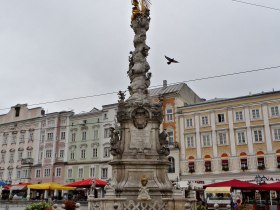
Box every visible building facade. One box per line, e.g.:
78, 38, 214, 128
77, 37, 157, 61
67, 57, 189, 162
0, 104, 44, 184
149, 80, 202, 181
65, 104, 117, 183
31, 111, 73, 184
178, 91, 280, 183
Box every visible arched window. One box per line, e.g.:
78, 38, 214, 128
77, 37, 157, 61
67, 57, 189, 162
276, 149, 280, 168
256, 151, 265, 170
204, 155, 212, 172
240, 152, 248, 171
188, 156, 195, 173
168, 157, 175, 173
166, 128, 174, 146
221, 153, 229, 171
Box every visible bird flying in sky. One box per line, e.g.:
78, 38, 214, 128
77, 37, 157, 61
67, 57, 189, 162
164, 55, 179, 65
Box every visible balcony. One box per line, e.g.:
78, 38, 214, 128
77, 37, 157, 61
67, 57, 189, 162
21, 158, 34, 165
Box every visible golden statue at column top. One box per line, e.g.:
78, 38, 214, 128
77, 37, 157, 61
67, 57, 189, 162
131, 0, 151, 20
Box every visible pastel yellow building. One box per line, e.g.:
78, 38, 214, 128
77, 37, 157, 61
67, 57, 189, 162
177, 91, 280, 183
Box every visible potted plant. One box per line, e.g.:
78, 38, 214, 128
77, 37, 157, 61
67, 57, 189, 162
25, 201, 52, 210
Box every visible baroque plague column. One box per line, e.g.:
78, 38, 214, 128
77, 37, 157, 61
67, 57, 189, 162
88, 1, 196, 209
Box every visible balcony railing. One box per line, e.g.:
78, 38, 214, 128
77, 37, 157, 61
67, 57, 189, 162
21, 158, 34, 165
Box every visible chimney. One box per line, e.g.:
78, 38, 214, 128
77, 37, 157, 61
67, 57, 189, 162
163, 80, 167, 88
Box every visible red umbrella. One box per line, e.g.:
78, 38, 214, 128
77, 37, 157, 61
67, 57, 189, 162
203, 179, 259, 190
259, 181, 280, 191
65, 178, 107, 188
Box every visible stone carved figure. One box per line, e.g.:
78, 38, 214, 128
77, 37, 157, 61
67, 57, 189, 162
159, 129, 170, 156
117, 91, 126, 102
137, 176, 151, 200
90, 181, 96, 195
109, 127, 121, 156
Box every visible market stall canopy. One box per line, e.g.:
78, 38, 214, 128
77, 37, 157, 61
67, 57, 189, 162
203, 179, 258, 190
259, 181, 280, 191
28, 182, 75, 190
0, 181, 7, 187
205, 187, 231, 193
3, 182, 31, 190
65, 178, 107, 188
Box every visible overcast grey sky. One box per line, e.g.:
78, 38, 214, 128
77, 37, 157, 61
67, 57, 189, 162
0, 0, 279, 114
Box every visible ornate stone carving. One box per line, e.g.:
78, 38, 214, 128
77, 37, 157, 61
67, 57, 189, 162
132, 107, 149, 129
137, 176, 151, 200
109, 127, 122, 157
158, 129, 170, 156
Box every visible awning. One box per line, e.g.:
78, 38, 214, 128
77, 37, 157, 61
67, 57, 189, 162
11, 185, 27, 191
28, 182, 75, 190
205, 187, 231, 193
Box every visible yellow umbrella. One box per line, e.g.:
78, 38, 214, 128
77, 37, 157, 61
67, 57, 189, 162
28, 182, 75, 190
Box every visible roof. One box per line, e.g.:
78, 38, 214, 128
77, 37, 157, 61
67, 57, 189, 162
149, 83, 184, 97
183, 90, 280, 108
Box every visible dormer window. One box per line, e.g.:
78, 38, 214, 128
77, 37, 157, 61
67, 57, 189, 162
15, 107, 20, 117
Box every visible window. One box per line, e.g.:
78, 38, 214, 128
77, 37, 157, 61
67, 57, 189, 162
8, 169, 13, 180
201, 116, 208, 125
252, 109, 260, 119
186, 135, 195, 148
44, 168, 51, 177
90, 167, 95, 177
104, 128, 110, 138
18, 151, 23, 160
1, 153, 5, 162
205, 161, 211, 172
48, 120, 55, 126
167, 131, 174, 146
39, 151, 43, 160
70, 151, 75, 160
271, 106, 279, 117
9, 153, 14, 163
104, 147, 110, 157
21, 169, 30, 179
222, 159, 229, 171
82, 131, 87, 141
218, 132, 227, 145
35, 169, 41, 178
186, 118, 193, 127
27, 151, 32, 158
253, 129, 263, 143
168, 157, 175, 173
235, 111, 243, 121
237, 130, 246, 144
166, 108, 173, 121
61, 119, 66, 125
103, 113, 108, 120
71, 133, 76, 142
68, 169, 73, 178
81, 149, 86, 159
3, 134, 8, 144
46, 150, 52, 158
29, 132, 34, 141
56, 167, 61, 177
240, 159, 248, 170
16, 170, 21, 179
217, 114, 225, 123
101, 168, 108, 179
202, 133, 211, 147
12, 134, 17, 144
93, 130, 98, 140
188, 162, 195, 173
257, 157, 265, 170
40, 134, 45, 142
59, 150, 64, 158
15, 107, 20, 117
93, 148, 98, 158
47, 132, 54, 141
20, 134, 25, 142
61, 132, 66, 140
78, 168, 83, 178
274, 128, 280, 141
277, 156, 280, 168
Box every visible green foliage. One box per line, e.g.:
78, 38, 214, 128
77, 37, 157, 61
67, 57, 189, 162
24, 201, 51, 210
197, 204, 206, 210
